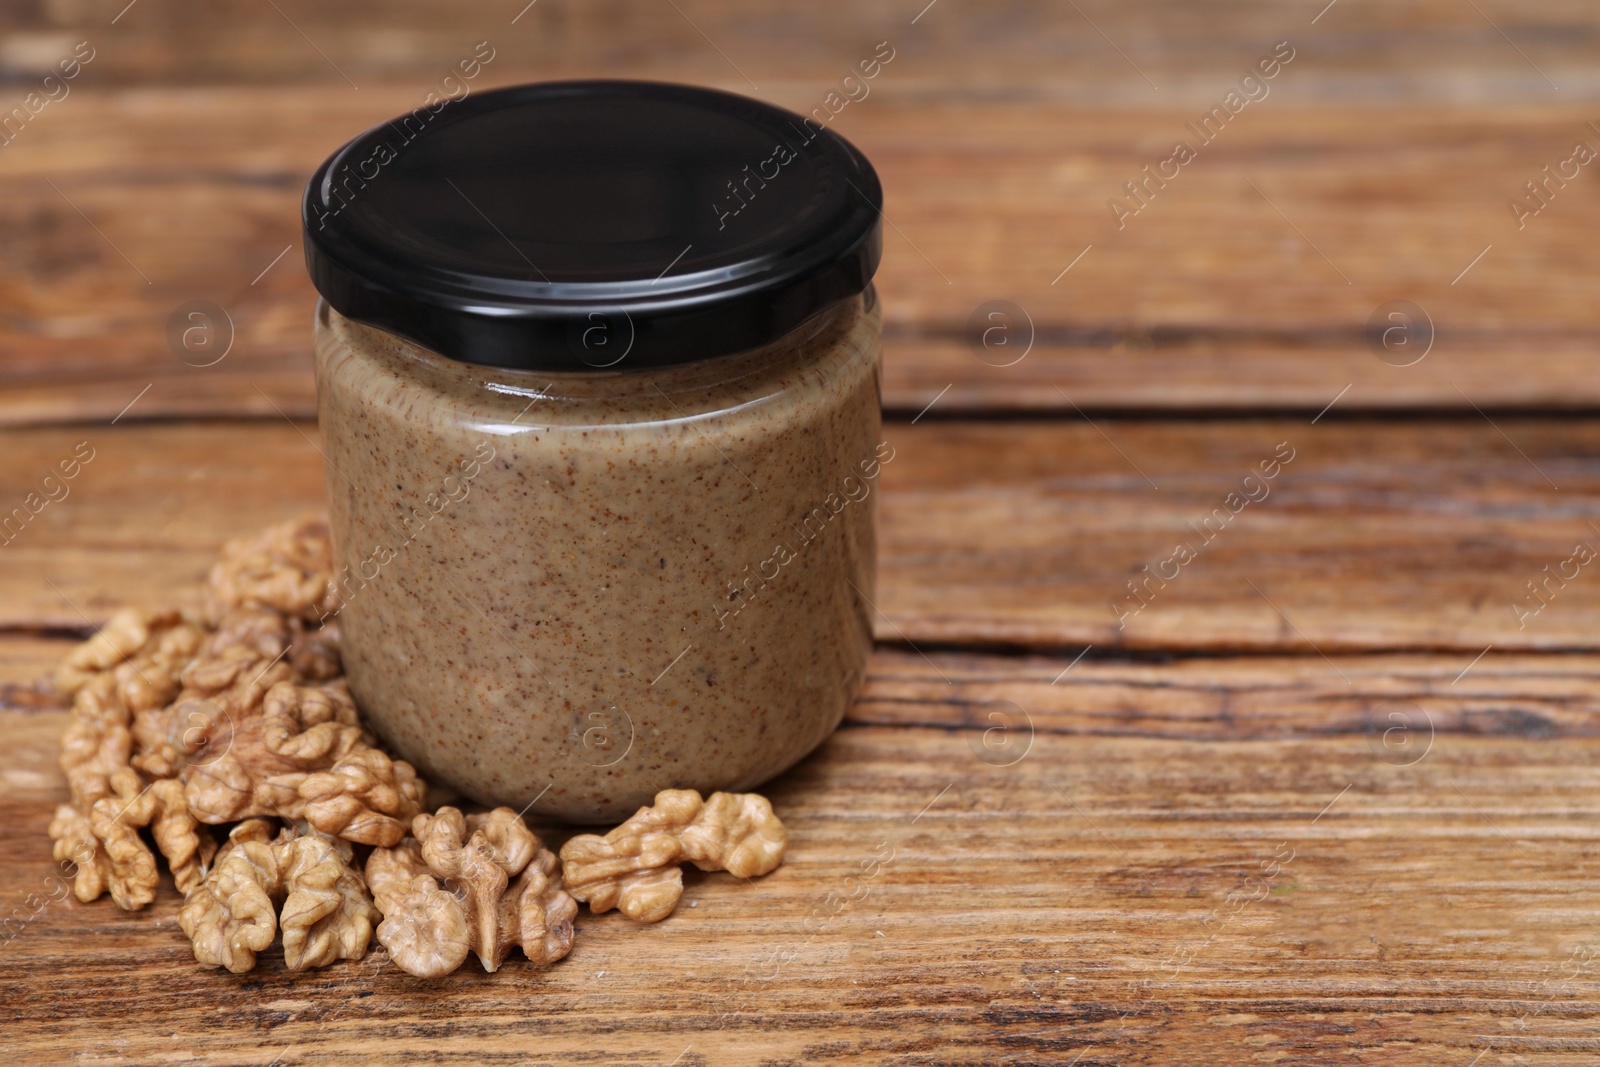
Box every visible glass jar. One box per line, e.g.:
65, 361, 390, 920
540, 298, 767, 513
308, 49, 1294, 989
303, 81, 884, 822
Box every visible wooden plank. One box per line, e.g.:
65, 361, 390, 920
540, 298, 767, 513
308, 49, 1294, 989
0, 636, 77, 713
0, 419, 1597, 655
11, 636, 1598, 741
1, 0, 1596, 103
879, 417, 1592, 653
3, 94, 1600, 424
2, 645, 1597, 1065
881, 331, 1600, 417
856, 649, 1600, 742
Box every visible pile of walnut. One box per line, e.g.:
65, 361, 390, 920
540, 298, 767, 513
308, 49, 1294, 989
47, 517, 788, 978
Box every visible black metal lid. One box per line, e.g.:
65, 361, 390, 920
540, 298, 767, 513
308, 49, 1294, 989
302, 80, 883, 371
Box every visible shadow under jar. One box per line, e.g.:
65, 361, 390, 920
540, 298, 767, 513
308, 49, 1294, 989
304, 81, 884, 822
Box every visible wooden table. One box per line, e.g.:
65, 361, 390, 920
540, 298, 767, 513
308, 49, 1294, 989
3, 2, 1599, 1064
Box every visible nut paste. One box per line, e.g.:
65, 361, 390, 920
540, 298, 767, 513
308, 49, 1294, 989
314, 292, 882, 821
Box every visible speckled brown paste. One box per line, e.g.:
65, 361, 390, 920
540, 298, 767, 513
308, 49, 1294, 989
313, 292, 881, 822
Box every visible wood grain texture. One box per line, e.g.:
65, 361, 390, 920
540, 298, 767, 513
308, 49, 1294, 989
2, 0, 1598, 103
2, 2, 1596, 1061
11, 638, 1598, 741
878, 416, 1597, 653
3, 93, 1600, 423
3, 418, 1598, 655
2, 645, 1597, 1066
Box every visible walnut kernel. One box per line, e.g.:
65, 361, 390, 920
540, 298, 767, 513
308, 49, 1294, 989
559, 789, 786, 923
88, 769, 217, 910
207, 516, 339, 623
179, 819, 378, 973
180, 680, 422, 846
366, 807, 575, 977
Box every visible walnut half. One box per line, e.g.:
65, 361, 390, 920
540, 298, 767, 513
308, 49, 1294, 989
54, 608, 204, 704
559, 789, 787, 923
47, 765, 219, 912
206, 516, 340, 623
179, 819, 378, 973
365, 807, 576, 978
89, 769, 217, 909
181, 680, 424, 847
48, 612, 212, 908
